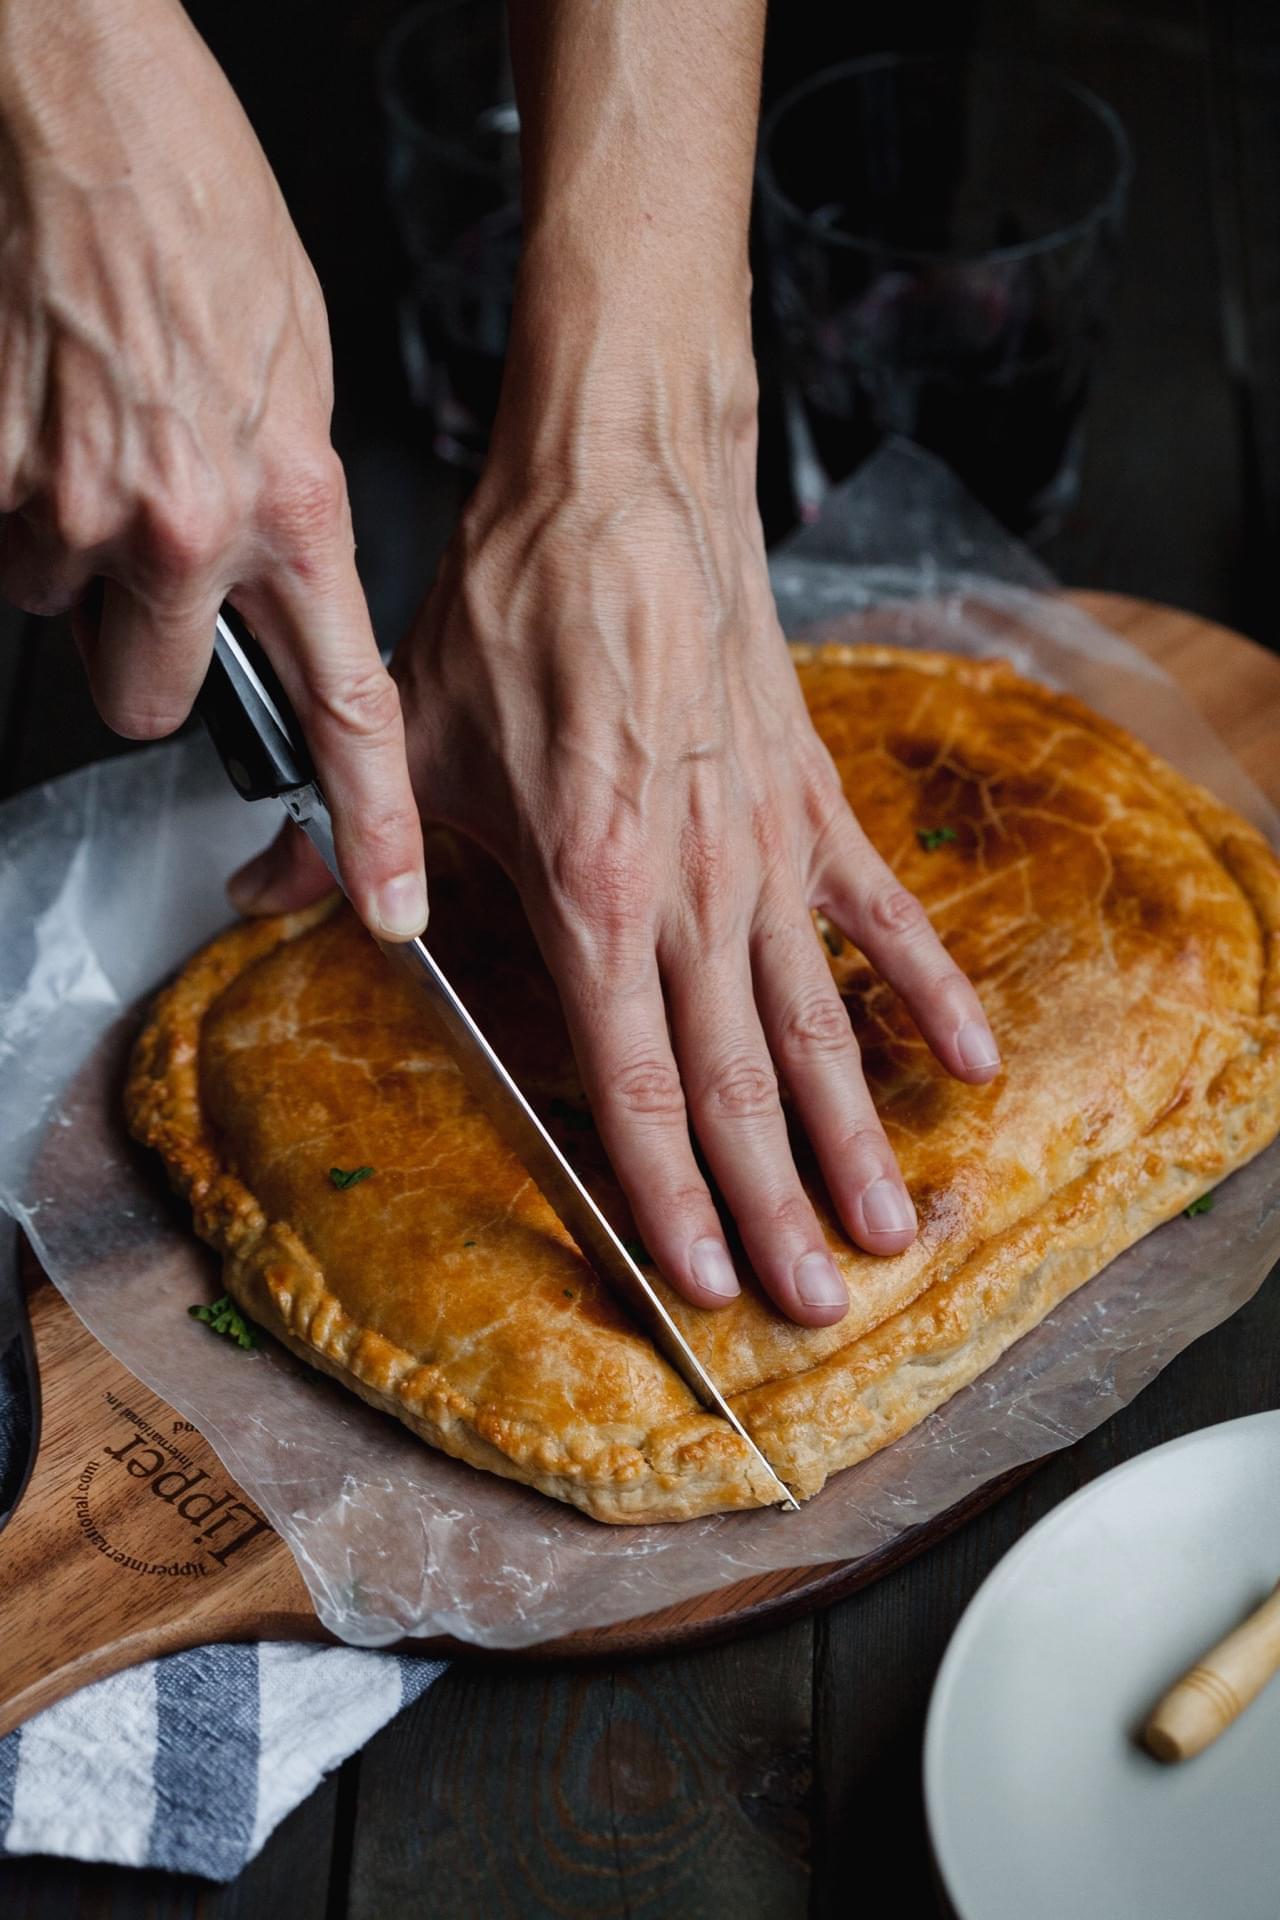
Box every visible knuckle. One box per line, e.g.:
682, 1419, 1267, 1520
550, 831, 653, 938
138, 499, 227, 582
759, 1190, 816, 1240
349, 797, 421, 859
779, 987, 853, 1059
265, 453, 348, 551
48, 477, 111, 555
835, 1122, 893, 1168
310, 661, 403, 743
923, 963, 971, 1009
704, 1053, 779, 1121
664, 1181, 716, 1219
608, 1057, 687, 1120
867, 884, 930, 939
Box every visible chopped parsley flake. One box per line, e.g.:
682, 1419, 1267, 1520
329, 1165, 374, 1190
189, 1295, 257, 1350
1184, 1194, 1215, 1217
917, 826, 958, 851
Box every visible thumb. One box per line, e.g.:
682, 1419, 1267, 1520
228, 819, 336, 918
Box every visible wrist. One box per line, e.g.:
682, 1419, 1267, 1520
488, 222, 758, 477
515, 210, 752, 354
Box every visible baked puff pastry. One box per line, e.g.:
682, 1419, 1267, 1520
126, 648, 1280, 1522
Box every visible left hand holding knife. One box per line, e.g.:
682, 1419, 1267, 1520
0, 0, 428, 952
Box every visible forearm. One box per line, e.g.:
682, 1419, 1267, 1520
509, 0, 763, 292
0, 0, 191, 160
500, 0, 766, 455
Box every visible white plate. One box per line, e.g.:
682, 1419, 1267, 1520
925, 1413, 1280, 1920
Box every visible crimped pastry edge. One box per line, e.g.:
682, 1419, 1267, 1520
125, 645, 1280, 1521
124, 898, 777, 1523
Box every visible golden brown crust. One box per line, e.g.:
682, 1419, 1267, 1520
125, 902, 777, 1523
125, 646, 1280, 1520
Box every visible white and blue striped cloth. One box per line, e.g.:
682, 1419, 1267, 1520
0, 1341, 447, 1881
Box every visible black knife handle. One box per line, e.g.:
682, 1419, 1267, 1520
197, 607, 315, 801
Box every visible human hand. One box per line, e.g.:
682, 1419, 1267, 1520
0, 0, 425, 939
243, 311, 1002, 1329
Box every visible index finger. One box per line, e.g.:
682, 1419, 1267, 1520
240, 460, 427, 941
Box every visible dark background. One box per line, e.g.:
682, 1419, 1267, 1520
3, 0, 1279, 800
2, 3, 1279, 1915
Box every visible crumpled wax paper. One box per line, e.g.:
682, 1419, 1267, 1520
2, 441, 1278, 1649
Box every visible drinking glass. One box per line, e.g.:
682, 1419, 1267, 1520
378, 0, 520, 468
757, 54, 1132, 538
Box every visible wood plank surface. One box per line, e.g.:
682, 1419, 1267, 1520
346, 1627, 814, 1920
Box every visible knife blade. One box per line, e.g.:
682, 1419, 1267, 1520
198, 608, 798, 1512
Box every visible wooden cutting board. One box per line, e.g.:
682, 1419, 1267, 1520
2, 593, 1277, 1738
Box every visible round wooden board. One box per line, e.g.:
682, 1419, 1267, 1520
2, 594, 1277, 1729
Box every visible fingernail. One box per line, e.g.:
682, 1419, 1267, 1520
689, 1238, 740, 1299
862, 1177, 916, 1236
956, 1019, 1001, 1073
794, 1251, 847, 1310
228, 848, 278, 915
375, 870, 428, 939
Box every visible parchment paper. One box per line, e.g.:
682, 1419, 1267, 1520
2, 442, 1278, 1649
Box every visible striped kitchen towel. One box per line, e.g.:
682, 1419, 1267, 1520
0, 1339, 448, 1881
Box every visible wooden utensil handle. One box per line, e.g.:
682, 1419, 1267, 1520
1143, 1582, 1280, 1762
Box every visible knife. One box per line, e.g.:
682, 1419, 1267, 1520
196, 607, 798, 1512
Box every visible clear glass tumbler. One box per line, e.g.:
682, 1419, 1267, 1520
378, 0, 521, 468
757, 54, 1132, 538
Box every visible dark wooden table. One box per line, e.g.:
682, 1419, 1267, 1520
3, 2, 1279, 1914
